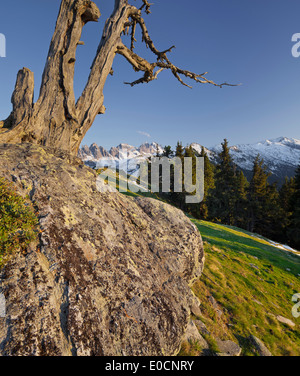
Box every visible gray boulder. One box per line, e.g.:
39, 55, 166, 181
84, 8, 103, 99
249, 335, 272, 356
0, 144, 204, 356
182, 321, 209, 350
276, 316, 296, 328
216, 339, 242, 357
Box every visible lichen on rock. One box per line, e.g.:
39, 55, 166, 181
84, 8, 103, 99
0, 143, 204, 356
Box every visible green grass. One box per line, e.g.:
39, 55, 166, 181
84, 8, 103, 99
191, 219, 300, 356
0, 177, 39, 268
193, 220, 300, 277
100, 169, 300, 355
178, 340, 207, 356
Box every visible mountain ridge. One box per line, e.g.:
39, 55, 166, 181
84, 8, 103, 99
207, 136, 300, 183
79, 137, 300, 184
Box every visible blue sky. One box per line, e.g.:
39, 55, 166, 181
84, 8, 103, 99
0, 0, 300, 150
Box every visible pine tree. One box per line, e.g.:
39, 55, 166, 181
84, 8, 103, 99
208, 139, 238, 225
197, 146, 215, 219
166, 141, 185, 209
184, 145, 195, 158
287, 163, 300, 249
280, 177, 296, 213
201, 146, 215, 195
162, 145, 174, 158
279, 176, 296, 241
248, 155, 270, 232
175, 141, 185, 159
263, 183, 284, 240
247, 155, 283, 240
234, 170, 249, 229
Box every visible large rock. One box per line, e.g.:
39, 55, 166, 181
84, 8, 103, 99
0, 144, 204, 356
276, 316, 296, 328
216, 339, 242, 357
182, 321, 209, 350
194, 320, 210, 336
249, 335, 272, 357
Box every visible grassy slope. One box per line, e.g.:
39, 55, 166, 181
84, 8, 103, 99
190, 219, 300, 356
100, 169, 300, 355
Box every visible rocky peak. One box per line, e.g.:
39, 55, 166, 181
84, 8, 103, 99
138, 142, 163, 155
90, 143, 110, 159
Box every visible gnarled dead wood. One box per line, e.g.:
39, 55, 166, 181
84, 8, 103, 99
0, 0, 237, 155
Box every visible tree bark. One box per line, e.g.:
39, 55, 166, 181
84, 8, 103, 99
0, 0, 118, 154
0, 0, 234, 156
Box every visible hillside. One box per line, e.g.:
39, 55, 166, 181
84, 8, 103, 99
183, 219, 300, 356
1, 150, 298, 356
99, 170, 300, 355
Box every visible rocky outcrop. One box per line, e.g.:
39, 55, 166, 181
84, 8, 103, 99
0, 144, 204, 356
215, 339, 242, 357
182, 321, 209, 351
249, 335, 272, 356
194, 320, 210, 336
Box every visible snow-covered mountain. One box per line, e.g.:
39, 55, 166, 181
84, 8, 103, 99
192, 137, 300, 184
79, 137, 300, 184
78, 142, 163, 175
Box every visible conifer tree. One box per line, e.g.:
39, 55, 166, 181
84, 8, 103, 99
162, 145, 174, 158
279, 176, 296, 241
197, 146, 215, 219
248, 155, 270, 232
263, 183, 284, 240
175, 142, 185, 159
184, 145, 195, 158
166, 142, 185, 209
234, 170, 249, 229
247, 155, 283, 239
287, 163, 300, 248
208, 139, 238, 225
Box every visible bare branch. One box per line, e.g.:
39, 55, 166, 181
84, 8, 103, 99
0, 0, 238, 155
130, 19, 137, 50
116, 43, 153, 73
156, 62, 240, 89
121, 9, 239, 89
135, 0, 153, 14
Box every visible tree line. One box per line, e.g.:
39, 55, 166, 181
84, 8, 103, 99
158, 139, 300, 250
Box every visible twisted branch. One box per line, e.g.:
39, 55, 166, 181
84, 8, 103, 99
136, 0, 153, 14
118, 2, 239, 89
0, 0, 237, 155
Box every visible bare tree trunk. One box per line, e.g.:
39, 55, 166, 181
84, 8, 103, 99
0, 0, 234, 156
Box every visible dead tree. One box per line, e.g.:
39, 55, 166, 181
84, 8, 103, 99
0, 0, 235, 155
